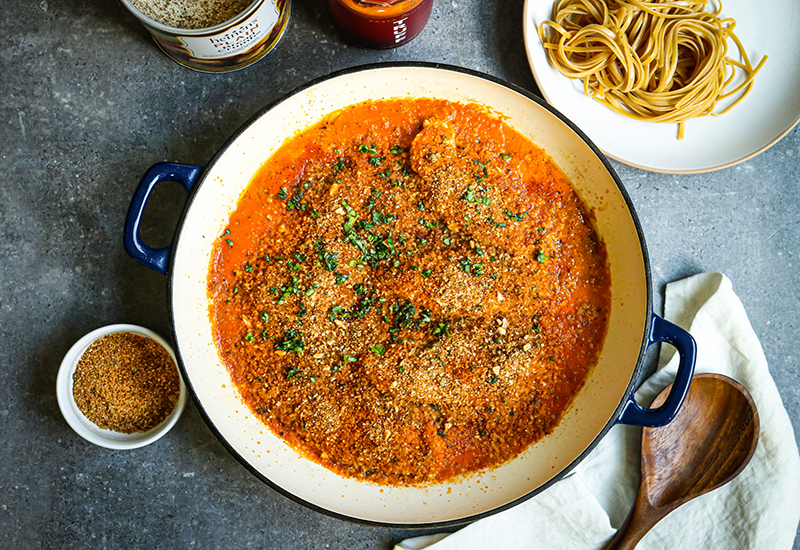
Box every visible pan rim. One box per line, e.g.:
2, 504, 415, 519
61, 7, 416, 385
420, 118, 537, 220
166, 61, 653, 529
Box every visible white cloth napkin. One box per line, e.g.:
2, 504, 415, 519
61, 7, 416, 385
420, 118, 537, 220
397, 273, 800, 550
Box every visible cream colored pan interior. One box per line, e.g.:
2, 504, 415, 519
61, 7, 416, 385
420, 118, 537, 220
169, 65, 648, 525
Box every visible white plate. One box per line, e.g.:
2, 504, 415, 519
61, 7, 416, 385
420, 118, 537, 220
523, 0, 800, 173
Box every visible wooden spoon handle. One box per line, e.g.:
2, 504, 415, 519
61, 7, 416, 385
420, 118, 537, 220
605, 494, 668, 550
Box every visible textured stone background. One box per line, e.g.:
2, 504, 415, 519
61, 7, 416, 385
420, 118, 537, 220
1, 0, 798, 547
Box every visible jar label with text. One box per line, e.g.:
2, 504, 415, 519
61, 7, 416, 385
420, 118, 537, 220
178, 0, 280, 59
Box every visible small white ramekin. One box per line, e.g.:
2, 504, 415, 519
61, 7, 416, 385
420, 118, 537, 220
56, 324, 187, 449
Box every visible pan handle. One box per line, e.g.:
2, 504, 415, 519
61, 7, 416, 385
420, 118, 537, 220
123, 162, 202, 274
616, 314, 697, 427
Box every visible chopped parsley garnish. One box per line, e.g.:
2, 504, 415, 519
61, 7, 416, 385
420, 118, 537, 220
261, 312, 269, 323
500, 153, 512, 160
504, 209, 527, 222
371, 234, 396, 265
487, 217, 507, 228
473, 159, 489, 183
462, 183, 491, 205
390, 144, 403, 155
277, 275, 299, 305
225, 239, 234, 247
286, 368, 299, 380
332, 158, 345, 173
392, 302, 417, 328
353, 293, 376, 318
330, 291, 377, 322
342, 200, 358, 232
285, 189, 306, 211
462, 184, 477, 203
421, 269, 432, 278
244, 332, 255, 343
275, 329, 304, 354
365, 188, 382, 210
277, 186, 287, 200
341, 201, 398, 268
358, 144, 378, 155
370, 210, 396, 226
419, 307, 432, 324
368, 156, 383, 166
432, 322, 452, 338
536, 250, 548, 263
419, 218, 437, 229
459, 257, 485, 277
287, 259, 303, 272
329, 305, 343, 322
244, 264, 253, 273
317, 242, 339, 272
331, 354, 355, 373
370, 344, 387, 356
333, 272, 349, 285
488, 376, 498, 384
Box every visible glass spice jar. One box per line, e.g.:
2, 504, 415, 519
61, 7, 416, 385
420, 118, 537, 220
328, 0, 434, 49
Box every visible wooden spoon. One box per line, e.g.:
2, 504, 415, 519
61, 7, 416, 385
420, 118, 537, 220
606, 373, 759, 550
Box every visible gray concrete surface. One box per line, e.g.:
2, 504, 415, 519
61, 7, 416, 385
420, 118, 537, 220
1, 0, 798, 548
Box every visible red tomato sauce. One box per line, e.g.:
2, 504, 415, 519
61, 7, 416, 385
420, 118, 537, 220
207, 99, 611, 485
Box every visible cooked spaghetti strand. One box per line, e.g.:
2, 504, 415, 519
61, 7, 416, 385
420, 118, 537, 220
539, 0, 766, 139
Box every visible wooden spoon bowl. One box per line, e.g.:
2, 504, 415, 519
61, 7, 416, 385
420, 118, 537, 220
606, 373, 760, 550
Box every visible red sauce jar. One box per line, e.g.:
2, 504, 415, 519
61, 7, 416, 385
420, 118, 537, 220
328, 0, 433, 49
